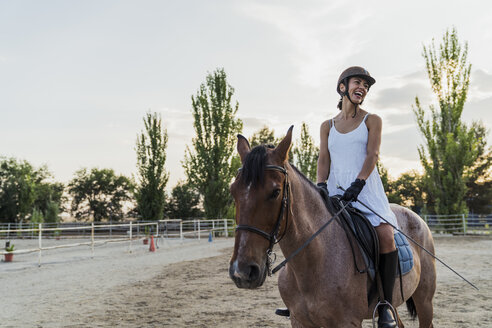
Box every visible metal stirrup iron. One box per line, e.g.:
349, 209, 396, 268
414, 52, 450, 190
372, 301, 398, 328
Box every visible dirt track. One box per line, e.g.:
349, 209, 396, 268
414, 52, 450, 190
72, 236, 492, 327
2, 235, 491, 327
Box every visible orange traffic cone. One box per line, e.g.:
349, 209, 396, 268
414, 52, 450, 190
149, 235, 156, 252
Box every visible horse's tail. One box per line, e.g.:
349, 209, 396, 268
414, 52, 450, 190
406, 297, 417, 320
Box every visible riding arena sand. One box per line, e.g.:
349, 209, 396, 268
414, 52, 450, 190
1, 235, 490, 327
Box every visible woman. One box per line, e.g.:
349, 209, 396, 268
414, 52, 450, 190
316, 66, 399, 328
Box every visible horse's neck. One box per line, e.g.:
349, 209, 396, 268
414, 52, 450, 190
278, 176, 342, 267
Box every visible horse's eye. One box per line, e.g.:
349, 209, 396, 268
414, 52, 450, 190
270, 189, 281, 199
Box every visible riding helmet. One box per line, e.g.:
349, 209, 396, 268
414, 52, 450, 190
336, 66, 376, 96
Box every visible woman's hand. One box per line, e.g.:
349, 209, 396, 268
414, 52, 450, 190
341, 178, 366, 202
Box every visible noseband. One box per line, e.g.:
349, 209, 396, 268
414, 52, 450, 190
235, 164, 290, 275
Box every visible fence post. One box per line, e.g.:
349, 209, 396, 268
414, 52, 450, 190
212, 220, 215, 237
224, 219, 228, 238
91, 222, 95, 258
180, 220, 183, 241
462, 214, 467, 235
156, 222, 159, 238
198, 220, 201, 240
7, 223, 10, 239
38, 223, 42, 267
129, 221, 133, 253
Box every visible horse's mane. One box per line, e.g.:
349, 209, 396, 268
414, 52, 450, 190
240, 144, 319, 194
240, 144, 272, 187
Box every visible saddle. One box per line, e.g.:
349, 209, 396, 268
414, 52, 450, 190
328, 196, 414, 302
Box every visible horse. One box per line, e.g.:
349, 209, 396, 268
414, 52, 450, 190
229, 127, 436, 328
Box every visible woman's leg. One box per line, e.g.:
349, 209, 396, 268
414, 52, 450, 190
375, 223, 398, 328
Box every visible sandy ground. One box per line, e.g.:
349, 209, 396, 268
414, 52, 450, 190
1, 235, 491, 327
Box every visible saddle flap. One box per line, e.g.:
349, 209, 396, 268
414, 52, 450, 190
395, 232, 414, 276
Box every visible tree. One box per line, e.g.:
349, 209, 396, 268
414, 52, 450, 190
249, 126, 294, 161
378, 162, 426, 213
33, 176, 64, 223
413, 27, 489, 215
183, 68, 243, 218
293, 122, 319, 181
249, 126, 276, 148
165, 181, 203, 219
0, 158, 36, 222
377, 162, 403, 204
0, 158, 63, 223
464, 126, 492, 213
135, 112, 169, 221
68, 168, 133, 222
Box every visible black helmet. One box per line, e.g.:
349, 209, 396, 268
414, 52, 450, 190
336, 66, 376, 96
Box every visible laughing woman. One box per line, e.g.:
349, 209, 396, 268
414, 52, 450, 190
316, 66, 399, 328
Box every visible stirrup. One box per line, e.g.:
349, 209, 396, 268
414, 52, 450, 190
372, 301, 398, 328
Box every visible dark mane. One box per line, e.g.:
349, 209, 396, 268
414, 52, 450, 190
240, 144, 319, 192
239, 145, 271, 187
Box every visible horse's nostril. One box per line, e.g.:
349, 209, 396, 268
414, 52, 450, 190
248, 264, 260, 281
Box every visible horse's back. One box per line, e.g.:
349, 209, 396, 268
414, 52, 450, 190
391, 204, 435, 253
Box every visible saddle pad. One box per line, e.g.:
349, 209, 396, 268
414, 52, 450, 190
395, 232, 414, 276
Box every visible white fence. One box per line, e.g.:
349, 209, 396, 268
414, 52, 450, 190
0, 219, 235, 266
423, 214, 491, 234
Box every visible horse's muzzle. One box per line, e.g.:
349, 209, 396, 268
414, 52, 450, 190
229, 259, 267, 289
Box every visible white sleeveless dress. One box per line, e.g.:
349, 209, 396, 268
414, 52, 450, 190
326, 113, 398, 229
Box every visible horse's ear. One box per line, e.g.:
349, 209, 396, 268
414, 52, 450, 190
273, 125, 294, 163
237, 134, 251, 164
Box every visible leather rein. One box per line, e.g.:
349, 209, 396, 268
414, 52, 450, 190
235, 164, 290, 275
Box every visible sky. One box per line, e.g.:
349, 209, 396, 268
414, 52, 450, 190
1, 0, 491, 190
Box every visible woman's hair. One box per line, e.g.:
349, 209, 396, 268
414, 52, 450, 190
337, 96, 343, 110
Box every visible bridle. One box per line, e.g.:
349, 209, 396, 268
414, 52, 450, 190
235, 164, 290, 275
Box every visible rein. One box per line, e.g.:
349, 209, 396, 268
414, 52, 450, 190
271, 201, 350, 274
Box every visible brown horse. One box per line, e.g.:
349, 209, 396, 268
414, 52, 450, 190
229, 127, 436, 328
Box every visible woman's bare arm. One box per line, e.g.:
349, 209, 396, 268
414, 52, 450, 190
357, 114, 382, 180
317, 120, 331, 184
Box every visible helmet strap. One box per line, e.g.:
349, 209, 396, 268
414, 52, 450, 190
342, 78, 360, 118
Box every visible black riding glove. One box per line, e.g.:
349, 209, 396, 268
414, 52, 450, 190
316, 182, 329, 200
341, 178, 366, 202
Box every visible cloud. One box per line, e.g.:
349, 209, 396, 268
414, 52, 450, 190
462, 96, 492, 138
372, 82, 432, 109
240, 116, 268, 131
381, 125, 422, 163
157, 107, 194, 142
470, 69, 492, 96
384, 113, 416, 130
238, 0, 372, 88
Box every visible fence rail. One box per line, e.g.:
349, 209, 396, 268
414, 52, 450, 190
0, 219, 235, 266
423, 214, 492, 234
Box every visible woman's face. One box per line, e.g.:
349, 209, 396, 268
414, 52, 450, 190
340, 77, 370, 104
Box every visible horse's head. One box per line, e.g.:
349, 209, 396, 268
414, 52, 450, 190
229, 126, 293, 289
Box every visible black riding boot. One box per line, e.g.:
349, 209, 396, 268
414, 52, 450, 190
275, 308, 290, 317
378, 250, 398, 328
